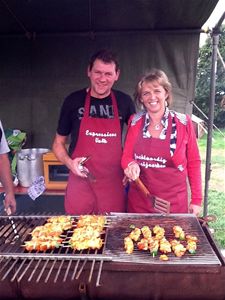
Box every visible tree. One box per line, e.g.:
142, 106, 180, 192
194, 25, 225, 128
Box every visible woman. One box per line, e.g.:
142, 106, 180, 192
121, 69, 202, 216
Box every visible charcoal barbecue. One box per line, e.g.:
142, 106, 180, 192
0, 213, 224, 300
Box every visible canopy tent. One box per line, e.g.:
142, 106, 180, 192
0, 0, 218, 36
0, 0, 222, 214
0, 0, 218, 142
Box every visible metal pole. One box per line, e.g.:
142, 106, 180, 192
203, 33, 219, 216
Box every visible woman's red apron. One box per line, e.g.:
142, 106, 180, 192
128, 115, 188, 213
65, 90, 126, 214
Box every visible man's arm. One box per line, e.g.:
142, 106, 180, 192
0, 153, 16, 213
52, 134, 72, 168
52, 133, 87, 178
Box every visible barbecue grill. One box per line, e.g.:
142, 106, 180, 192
0, 213, 224, 300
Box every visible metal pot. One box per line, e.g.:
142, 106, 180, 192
16, 148, 50, 187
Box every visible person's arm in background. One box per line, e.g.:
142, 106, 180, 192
186, 115, 202, 216
0, 121, 16, 213
0, 153, 16, 213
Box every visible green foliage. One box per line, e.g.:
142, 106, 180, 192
207, 190, 225, 248
194, 25, 225, 128
198, 129, 225, 150
198, 129, 225, 249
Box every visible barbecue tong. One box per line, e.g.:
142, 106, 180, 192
3, 199, 20, 242
135, 177, 170, 214
79, 156, 96, 182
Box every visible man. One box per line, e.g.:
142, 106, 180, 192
0, 120, 16, 213
53, 49, 135, 214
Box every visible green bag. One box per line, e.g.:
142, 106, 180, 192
4, 129, 26, 175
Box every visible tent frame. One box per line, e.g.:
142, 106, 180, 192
203, 12, 225, 216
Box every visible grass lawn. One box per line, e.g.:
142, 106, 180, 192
198, 129, 225, 248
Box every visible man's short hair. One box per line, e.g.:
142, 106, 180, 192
88, 49, 120, 72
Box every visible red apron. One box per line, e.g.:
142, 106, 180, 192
128, 115, 188, 213
65, 90, 126, 214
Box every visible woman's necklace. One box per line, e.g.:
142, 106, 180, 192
152, 123, 161, 130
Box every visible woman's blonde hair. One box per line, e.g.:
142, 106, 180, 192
134, 69, 173, 109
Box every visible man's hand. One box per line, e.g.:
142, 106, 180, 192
71, 157, 90, 178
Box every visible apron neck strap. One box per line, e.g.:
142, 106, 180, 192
84, 90, 119, 118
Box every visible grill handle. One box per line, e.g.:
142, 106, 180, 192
79, 282, 88, 300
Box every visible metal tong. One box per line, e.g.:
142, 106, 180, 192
135, 177, 170, 214
3, 200, 20, 241
79, 156, 96, 182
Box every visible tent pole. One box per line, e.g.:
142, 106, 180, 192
203, 32, 219, 217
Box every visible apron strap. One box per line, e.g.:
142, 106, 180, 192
84, 90, 119, 119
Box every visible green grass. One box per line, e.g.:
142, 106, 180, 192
207, 190, 225, 248
198, 129, 225, 248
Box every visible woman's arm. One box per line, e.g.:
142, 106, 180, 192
186, 115, 203, 208
121, 115, 141, 180
121, 116, 138, 169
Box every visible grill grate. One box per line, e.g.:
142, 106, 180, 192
0, 215, 112, 285
104, 213, 221, 266
0, 215, 111, 257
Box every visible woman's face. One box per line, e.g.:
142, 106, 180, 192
140, 80, 168, 114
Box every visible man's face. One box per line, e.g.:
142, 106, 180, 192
87, 59, 120, 98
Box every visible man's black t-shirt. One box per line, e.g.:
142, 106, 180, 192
57, 88, 135, 154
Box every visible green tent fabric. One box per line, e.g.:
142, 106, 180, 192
4, 129, 26, 175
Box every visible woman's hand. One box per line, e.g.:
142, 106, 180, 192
124, 162, 140, 181
189, 204, 202, 217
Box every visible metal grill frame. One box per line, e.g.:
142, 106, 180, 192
0, 213, 223, 286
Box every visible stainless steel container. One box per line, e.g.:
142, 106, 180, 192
16, 148, 50, 187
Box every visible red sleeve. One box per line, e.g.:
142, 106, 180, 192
121, 115, 141, 169
186, 115, 203, 206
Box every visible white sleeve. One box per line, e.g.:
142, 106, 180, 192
0, 120, 10, 154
